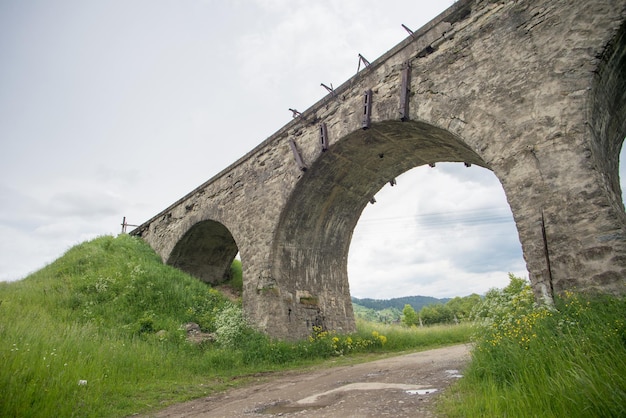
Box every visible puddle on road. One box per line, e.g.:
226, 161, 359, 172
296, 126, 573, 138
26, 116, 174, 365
406, 388, 438, 395
445, 369, 464, 378
258, 381, 444, 414
258, 402, 325, 415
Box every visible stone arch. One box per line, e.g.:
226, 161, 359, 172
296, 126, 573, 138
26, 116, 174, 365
590, 19, 626, 221
270, 120, 496, 338
167, 219, 239, 285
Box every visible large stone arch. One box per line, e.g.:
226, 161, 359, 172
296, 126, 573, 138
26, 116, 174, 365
268, 120, 492, 338
167, 219, 239, 285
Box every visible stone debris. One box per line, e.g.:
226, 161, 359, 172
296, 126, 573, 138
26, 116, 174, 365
183, 322, 216, 344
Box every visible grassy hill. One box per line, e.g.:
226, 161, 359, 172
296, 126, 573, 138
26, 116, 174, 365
0, 234, 471, 417
0, 234, 239, 417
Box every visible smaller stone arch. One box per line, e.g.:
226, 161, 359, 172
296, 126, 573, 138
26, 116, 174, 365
167, 220, 239, 285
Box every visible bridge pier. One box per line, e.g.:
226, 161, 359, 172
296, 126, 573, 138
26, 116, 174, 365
492, 130, 626, 304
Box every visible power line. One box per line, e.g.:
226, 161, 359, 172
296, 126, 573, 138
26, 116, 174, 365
357, 207, 513, 228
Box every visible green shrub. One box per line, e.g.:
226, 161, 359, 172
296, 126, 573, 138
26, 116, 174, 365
229, 259, 243, 292
440, 275, 626, 418
214, 303, 249, 348
401, 304, 419, 326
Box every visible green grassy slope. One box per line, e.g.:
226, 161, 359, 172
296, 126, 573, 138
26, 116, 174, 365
0, 234, 472, 417
0, 234, 239, 417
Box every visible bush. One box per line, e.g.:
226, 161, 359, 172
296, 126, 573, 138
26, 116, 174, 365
440, 275, 626, 417
214, 303, 249, 348
401, 304, 419, 326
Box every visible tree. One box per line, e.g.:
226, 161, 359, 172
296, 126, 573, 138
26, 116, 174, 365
446, 293, 482, 321
471, 273, 534, 323
402, 304, 419, 326
419, 303, 453, 325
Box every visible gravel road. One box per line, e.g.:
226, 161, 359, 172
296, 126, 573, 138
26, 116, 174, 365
144, 344, 471, 418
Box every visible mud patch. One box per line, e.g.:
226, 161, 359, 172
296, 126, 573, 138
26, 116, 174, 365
256, 401, 326, 415
296, 382, 431, 405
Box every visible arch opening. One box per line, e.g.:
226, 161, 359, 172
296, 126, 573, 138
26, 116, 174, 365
348, 162, 526, 300
167, 219, 239, 285
270, 120, 519, 337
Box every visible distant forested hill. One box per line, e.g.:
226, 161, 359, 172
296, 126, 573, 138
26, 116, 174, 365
351, 295, 450, 312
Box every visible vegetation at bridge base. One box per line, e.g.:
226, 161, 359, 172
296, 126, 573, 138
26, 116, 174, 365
438, 274, 626, 418
0, 234, 472, 417
5, 235, 621, 417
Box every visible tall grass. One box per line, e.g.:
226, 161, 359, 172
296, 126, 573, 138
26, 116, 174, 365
439, 277, 626, 417
355, 319, 472, 351
0, 234, 472, 417
0, 235, 245, 417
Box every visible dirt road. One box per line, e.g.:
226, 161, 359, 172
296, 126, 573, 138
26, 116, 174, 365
146, 344, 471, 418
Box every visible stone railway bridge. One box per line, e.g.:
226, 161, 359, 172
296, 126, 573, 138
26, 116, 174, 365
133, 0, 626, 339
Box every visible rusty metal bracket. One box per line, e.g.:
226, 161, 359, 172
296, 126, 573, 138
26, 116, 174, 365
357, 53, 370, 73
362, 89, 372, 130
399, 62, 411, 121
289, 139, 307, 171
319, 122, 329, 152
320, 83, 336, 98
401, 24, 416, 38
289, 108, 302, 118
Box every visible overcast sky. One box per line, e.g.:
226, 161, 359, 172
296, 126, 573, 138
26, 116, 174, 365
1, 1, 623, 299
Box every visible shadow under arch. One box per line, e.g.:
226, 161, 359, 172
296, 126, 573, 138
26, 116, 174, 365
167, 219, 239, 285
591, 18, 626, 220
270, 120, 498, 337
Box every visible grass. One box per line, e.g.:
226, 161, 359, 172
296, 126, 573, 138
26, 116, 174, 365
12, 236, 621, 417
355, 319, 472, 351
0, 235, 244, 417
0, 234, 471, 417
438, 282, 626, 417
